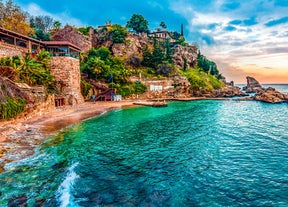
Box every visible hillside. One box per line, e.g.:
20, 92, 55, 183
77, 24, 230, 100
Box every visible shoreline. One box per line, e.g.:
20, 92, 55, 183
0, 101, 135, 172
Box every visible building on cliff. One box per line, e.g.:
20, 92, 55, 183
148, 30, 176, 43
0, 27, 84, 106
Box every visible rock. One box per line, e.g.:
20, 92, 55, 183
172, 45, 198, 68
8, 196, 27, 207
111, 34, 149, 57
210, 86, 248, 97
244, 76, 264, 93
254, 87, 288, 103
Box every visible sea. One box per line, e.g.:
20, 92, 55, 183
1, 84, 288, 206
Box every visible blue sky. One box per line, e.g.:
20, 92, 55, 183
15, 0, 288, 83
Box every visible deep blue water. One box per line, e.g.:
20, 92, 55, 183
1, 98, 288, 206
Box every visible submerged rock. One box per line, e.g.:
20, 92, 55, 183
8, 196, 27, 207
244, 76, 264, 93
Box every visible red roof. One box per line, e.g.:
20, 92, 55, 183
43, 41, 81, 51
0, 27, 81, 51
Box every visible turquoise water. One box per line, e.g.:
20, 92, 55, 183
1, 100, 288, 206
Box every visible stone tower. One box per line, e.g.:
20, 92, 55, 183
50, 56, 84, 105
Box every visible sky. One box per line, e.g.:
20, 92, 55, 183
14, 0, 288, 83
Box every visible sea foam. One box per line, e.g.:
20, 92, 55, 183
56, 162, 79, 207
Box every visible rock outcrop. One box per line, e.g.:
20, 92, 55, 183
243, 76, 264, 93
172, 45, 198, 68
52, 25, 93, 52
111, 34, 149, 57
254, 87, 288, 103
243, 76, 288, 103
210, 86, 248, 97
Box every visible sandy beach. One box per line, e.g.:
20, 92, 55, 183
0, 101, 135, 172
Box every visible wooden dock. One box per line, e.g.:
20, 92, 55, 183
133, 101, 168, 107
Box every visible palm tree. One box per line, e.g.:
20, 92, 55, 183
16, 53, 53, 86
53, 20, 61, 30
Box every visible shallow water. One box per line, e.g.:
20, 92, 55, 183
1, 100, 288, 206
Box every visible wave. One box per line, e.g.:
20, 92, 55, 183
56, 162, 79, 207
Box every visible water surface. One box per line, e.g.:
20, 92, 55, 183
1, 100, 288, 206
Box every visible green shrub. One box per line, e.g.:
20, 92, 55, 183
110, 24, 128, 43
80, 79, 92, 97
0, 97, 27, 119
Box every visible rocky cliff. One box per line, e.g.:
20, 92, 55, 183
92, 29, 198, 68
172, 45, 198, 68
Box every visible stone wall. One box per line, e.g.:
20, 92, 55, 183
50, 57, 84, 105
0, 43, 26, 58
52, 26, 92, 52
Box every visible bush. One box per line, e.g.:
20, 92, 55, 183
125, 55, 141, 68
110, 24, 128, 43
156, 63, 173, 76
0, 96, 27, 119
80, 79, 92, 97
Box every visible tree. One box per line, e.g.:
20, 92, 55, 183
197, 51, 220, 77
16, 50, 54, 86
31, 28, 50, 41
30, 15, 53, 33
142, 46, 153, 67
160, 21, 167, 29
50, 20, 62, 35
0, 0, 34, 35
110, 24, 128, 43
126, 14, 149, 33
78, 26, 92, 36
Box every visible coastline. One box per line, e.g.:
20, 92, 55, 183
0, 101, 135, 172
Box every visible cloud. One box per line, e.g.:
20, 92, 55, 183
265, 16, 288, 27
25, 3, 85, 26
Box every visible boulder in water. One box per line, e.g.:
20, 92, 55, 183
8, 196, 27, 207
244, 76, 264, 93
254, 87, 288, 103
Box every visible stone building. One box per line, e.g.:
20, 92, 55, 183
0, 27, 84, 106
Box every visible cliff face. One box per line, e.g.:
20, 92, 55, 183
111, 34, 150, 58
92, 30, 198, 68
172, 45, 198, 68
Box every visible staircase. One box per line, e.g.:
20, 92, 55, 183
94, 88, 113, 101
82, 74, 114, 101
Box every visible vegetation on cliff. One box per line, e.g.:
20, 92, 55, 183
0, 50, 55, 119
80, 47, 146, 97
0, 0, 225, 101
182, 68, 225, 92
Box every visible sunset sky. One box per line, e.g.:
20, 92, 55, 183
15, 0, 288, 83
